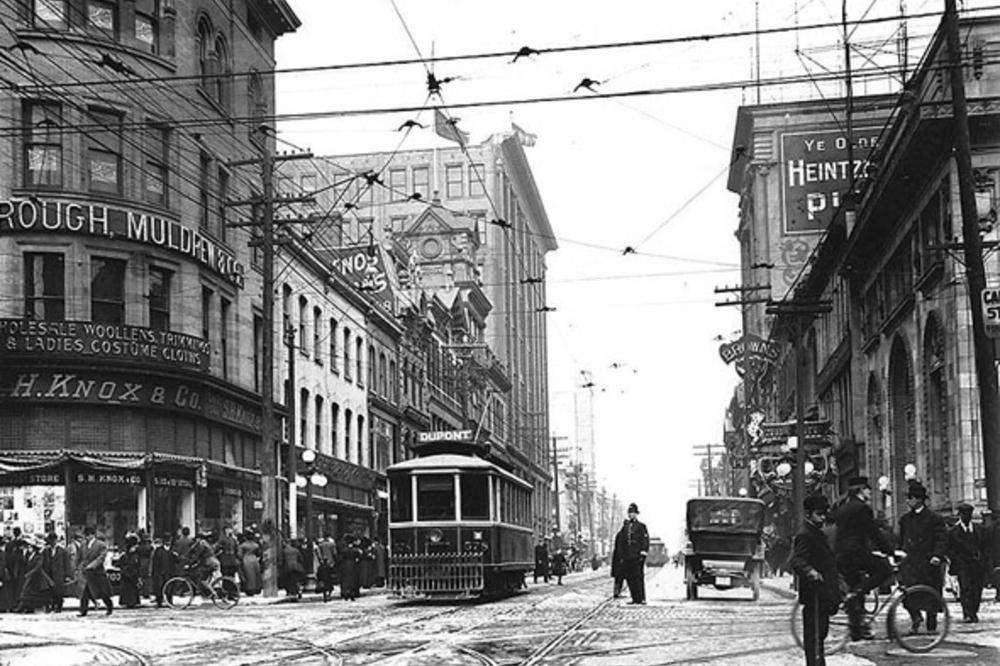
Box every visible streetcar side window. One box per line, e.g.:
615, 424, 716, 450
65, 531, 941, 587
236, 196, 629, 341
389, 475, 412, 522
416, 474, 456, 521
460, 474, 489, 520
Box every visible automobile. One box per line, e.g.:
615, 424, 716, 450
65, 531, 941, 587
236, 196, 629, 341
683, 496, 766, 601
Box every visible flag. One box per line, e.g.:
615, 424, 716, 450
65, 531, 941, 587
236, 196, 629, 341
512, 121, 537, 147
434, 109, 469, 145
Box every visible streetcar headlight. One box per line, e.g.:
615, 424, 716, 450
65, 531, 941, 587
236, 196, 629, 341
427, 528, 443, 543
472, 531, 483, 540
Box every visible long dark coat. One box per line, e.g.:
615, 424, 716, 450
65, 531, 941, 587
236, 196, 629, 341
610, 524, 626, 581
4, 536, 27, 605
150, 544, 174, 600
614, 518, 649, 561
898, 507, 948, 590
42, 544, 72, 598
338, 544, 361, 600
118, 544, 142, 608
790, 520, 841, 611
948, 520, 986, 576
372, 542, 387, 586
834, 495, 892, 559
238, 540, 262, 595
18, 548, 52, 611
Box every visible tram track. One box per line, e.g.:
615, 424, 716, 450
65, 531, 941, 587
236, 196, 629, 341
0, 628, 153, 666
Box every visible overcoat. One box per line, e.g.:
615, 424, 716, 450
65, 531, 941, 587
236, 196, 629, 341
948, 520, 986, 576
898, 507, 948, 589
789, 520, 841, 612
79, 536, 112, 599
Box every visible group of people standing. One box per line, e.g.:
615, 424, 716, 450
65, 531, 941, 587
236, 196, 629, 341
0, 528, 74, 613
791, 476, 997, 666
281, 533, 386, 602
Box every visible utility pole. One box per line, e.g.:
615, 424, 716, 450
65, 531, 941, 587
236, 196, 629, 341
945, 0, 1000, 512
286, 325, 297, 539
551, 435, 568, 534
226, 134, 313, 597
766, 300, 832, 530
692, 444, 720, 496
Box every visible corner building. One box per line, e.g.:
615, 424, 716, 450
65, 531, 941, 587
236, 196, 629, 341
0, 0, 300, 546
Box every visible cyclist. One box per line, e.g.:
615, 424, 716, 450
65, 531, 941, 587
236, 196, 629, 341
185, 531, 220, 596
833, 475, 893, 641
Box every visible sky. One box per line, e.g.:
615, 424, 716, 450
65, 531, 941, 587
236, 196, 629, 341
274, 0, 983, 547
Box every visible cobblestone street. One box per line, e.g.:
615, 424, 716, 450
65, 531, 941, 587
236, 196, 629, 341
1, 566, 997, 665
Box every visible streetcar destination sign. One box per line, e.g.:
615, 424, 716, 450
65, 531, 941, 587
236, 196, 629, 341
418, 429, 474, 443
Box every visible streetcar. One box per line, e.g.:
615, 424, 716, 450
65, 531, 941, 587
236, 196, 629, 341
386, 453, 534, 599
646, 537, 669, 567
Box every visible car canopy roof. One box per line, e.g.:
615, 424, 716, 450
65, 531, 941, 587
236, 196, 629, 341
686, 497, 765, 534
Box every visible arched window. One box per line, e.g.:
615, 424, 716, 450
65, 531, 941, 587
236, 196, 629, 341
196, 16, 214, 92
213, 34, 231, 110
248, 71, 266, 145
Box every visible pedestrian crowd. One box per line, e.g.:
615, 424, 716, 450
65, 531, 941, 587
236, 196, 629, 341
0, 524, 389, 615
791, 476, 1000, 666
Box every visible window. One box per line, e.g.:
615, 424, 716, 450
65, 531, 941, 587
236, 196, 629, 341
330, 403, 339, 456
417, 475, 455, 521
357, 415, 365, 464
197, 17, 215, 94
356, 336, 364, 384
87, 108, 122, 194
343, 327, 351, 379
389, 168, 406, 201
148, 266, 171, 331
213, 35, 231, 110
282, 284, 292, 342
247, 72, 266, 146
199, 153, 211, 230
329, 318, 337, 372
469, 163, 486, 197
445, 165, 463, 199
315, 395, 323, 451
253, 314, 263, 392
378, 352, 387, 395
412, 166, 430, 200
390, 476, 412, 522
217, 168, 230, 241
34, 0, 68, 29
23, 253, 65, 320
300, 173, 317, 192
23, 100, 62, 188
87, 0, 118, 38
368, 345, 376, 388
220, 297, 231, 378
389, 360, 397, 401
313, 306, 322, 361
90, 257, 126, 324
461, 474, 489, 520
298, 295, 308, 355
144, 123, 169, 205
135, 0, 159, 53
201, 287, 213, 342
300, 388, 309, 447
344, 409, 353, 459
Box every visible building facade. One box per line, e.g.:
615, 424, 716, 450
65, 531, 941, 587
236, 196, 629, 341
726, 13, 1000, 532
0, 0, 299, 546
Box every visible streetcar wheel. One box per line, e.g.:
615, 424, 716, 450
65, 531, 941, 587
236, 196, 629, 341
163, 577, 195, 610
887, 584, 950, 653
211, 578, 240, 610
789, 599, 850, 655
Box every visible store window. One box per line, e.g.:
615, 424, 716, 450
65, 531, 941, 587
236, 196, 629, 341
144, 123, 169, 206
23, 100, 62, 188
90, 257, 126, 324
87, 108, 123, 195
445, 164, 463, 199
68, 479, 139, 549
24, 252, 65, 321
34, 0, 68, 29
148, 266, 171, 331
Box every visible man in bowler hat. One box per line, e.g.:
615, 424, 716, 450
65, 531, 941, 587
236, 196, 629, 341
898, 482, 947, 634
613, 503, 649, 604
948, 502, 985, 622
791, 494, 840, 666
833, 475, 893, 640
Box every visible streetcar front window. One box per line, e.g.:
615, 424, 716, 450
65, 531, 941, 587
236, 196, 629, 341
389, 476, 412, 522
461, 474, 489, 520
416, 475, 455, 521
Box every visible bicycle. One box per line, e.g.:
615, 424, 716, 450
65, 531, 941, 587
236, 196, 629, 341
791, 550, 951, 654
162, 568, 240, 610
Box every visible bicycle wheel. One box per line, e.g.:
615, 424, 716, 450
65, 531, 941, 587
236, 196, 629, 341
789, 599, 851, 655
886, 584, 950, 653
210, 577, 240, 610
163, 577, 195, 610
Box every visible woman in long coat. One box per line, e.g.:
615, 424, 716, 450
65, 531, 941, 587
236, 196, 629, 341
338, 536, 361, 601
281, 539, 304, 599
358, 537, 375, 589
117, 533, 142, 609
238, 534, 262, 596
16, 537, 52, 613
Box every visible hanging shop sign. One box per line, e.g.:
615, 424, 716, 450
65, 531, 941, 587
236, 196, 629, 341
779, 127, 881, 234
323, 244, 395, 312
0, 369, 262, 432
718, 334, 781, 378
0, 469, 63, 486
0, 319, 210, 372
0, 197, 245, 288
73, 470, 143, 485
981, 287, 1000, 338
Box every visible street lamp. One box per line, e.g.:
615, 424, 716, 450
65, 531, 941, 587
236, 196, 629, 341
298, 448, 328, 573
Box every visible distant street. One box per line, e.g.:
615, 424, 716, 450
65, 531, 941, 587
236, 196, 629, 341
1, 566, 998, 665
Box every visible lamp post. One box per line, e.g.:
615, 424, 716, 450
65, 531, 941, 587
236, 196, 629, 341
297, 448, 328, 575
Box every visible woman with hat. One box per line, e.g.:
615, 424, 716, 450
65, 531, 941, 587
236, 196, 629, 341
898, 482, 948, 634
790, 494, 840, 666
15, 535, 52, 613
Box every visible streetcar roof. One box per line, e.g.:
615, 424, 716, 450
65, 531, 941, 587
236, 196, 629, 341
387, 454, 531, 488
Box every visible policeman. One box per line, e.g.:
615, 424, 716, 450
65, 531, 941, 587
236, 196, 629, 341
791, 494, 840, 666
